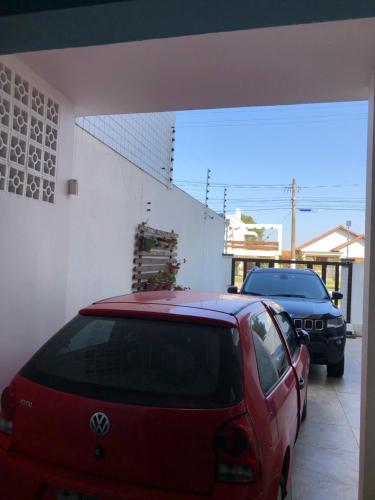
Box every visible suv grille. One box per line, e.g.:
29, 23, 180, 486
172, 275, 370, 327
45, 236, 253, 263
294, 319, 324, 331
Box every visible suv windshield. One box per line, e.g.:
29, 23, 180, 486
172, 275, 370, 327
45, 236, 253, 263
21, 316, 243, 409
243, 271, 329, 300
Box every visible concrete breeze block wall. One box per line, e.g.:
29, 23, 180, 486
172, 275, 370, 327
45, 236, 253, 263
0, 55, 75, 390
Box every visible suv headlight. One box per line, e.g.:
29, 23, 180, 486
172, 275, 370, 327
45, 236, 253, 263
327, 316, 345, 328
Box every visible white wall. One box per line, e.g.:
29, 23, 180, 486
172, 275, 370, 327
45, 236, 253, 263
346, 240, 365, 259
0, 59, 226, 393
351, 262, 364, 334
221, 255, 233, 291
65, 126, 226, 319
0, 56, 75, 388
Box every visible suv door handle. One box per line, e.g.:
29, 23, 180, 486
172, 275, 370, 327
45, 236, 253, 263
299, 378, 305, 390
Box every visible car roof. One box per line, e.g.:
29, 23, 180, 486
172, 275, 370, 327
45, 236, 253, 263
80, 292, 264, 327
91, 291, 260, 315
251, 267, 315, 275
80, 292, 281, 327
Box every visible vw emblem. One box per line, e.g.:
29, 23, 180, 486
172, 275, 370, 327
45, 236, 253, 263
90, 412, 110, 436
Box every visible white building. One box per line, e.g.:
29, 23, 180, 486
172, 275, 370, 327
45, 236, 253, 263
298, 225, 365, 262
225, 208, 282, 259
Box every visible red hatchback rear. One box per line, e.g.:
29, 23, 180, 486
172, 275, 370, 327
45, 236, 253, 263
0, 292, 309, 500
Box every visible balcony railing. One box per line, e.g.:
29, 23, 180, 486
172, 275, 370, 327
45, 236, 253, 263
226, 240, 279, 251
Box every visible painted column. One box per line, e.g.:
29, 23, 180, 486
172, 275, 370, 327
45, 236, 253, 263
359, 73, 375, 500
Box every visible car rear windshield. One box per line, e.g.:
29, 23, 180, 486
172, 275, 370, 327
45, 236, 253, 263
21, 315, 243, 409
243, 272, 329, 300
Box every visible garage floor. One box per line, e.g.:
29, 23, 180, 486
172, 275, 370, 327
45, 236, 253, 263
292, 338, 361, 500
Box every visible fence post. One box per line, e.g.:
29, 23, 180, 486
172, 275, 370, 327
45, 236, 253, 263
322, 263, 327, 284
347, 262, 353, 324
231, 259, 236, 286
334, 265, 340, 305
242, 260, 247, 282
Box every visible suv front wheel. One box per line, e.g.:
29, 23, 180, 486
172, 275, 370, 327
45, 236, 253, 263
327, 356, 345, 377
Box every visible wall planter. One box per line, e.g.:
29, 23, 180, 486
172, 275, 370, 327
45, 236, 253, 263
133, 223, 179, 292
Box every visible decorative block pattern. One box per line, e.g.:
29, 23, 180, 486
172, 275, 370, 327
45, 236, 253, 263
0, 63, 12, 95
26, 173, 41, 199
31, 88, 44, 116
76, 112, 175, 186
0, 130, 8, 160
14, 74, 29, 106
47, 98, 59, 125
13, 105, 28, 136
43, 150, 56, 177
28, 144, 42, 172
0, 59, 60, 202
45, 124, 57, 150
0, 96, 10, 127
0, 161, 6, 190
8, 166, 24, 195
30, 116, 43, 144
42, 179, 55, 203
10, 136, 26, 167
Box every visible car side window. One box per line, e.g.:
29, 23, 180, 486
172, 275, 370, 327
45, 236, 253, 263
276, 312, 299, 359
251, 311, 289, 394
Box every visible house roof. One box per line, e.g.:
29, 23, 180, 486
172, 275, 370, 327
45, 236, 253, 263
297, 225, 360, 251
331, 234, 365, 251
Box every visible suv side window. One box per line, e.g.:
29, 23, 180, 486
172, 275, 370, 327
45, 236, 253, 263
276, 312, 299, 359
251, 311, 289, 394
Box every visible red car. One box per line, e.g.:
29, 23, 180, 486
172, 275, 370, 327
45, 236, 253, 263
0, 292, 310, 500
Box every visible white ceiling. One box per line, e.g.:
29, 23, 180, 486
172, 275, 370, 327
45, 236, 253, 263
17, 17, 375, 115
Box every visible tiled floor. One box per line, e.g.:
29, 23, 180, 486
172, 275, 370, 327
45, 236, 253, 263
292, 338, 361, 500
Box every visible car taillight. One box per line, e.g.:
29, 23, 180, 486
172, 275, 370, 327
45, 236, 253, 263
0, 384, 16, 434
214, 414, 261, 483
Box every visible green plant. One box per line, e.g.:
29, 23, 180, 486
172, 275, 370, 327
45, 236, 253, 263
147, 260, 182, 286
142, 236, 157, 252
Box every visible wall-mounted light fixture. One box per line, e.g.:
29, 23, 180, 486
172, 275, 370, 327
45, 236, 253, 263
67, 179, 78, 196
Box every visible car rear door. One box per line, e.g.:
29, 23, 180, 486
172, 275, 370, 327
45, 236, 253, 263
272, 308, 310, 423
249, 308, 300, 463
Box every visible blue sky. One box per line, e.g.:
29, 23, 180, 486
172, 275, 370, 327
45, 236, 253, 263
173, 102, 367, 249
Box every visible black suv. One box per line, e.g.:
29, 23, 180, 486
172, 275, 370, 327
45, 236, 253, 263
229, 267, 346, 377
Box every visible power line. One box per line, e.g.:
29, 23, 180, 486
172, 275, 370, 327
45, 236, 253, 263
175, 180, 361, 189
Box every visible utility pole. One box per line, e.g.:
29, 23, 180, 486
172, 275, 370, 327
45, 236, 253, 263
223, 187, 228, 253
346, 220, 352, 259
291, 177, 296, 262
204, 169, 211, 219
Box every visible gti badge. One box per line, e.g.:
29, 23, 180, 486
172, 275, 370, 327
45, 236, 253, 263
90, 412, 110, 436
